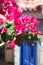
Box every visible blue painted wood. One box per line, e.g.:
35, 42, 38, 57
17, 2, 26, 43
20, 45, 23, 65
35, 41, 38, 65
20, 41, 38, 65
23, 41, 30, 65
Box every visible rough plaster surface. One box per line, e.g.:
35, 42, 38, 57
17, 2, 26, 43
14, 45, 20, 65
40, 38, 43, 65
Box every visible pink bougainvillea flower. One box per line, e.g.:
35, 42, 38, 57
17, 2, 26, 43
37, 31, 42, 35
13, 8, 23, 19
0, 18, 3, 25
6, 6, 23, 21
22, 16, 29, 23
24, 23, 29, 31
6, 13, 14, 21
28, 16, 40, 26
14, 12, 22, 19
32, 18, 40, 26
9, 41, 15, 49
28, 16, 34, 22
16, 27, 22, 35
9, 41, 18, 49
0, 0, 4, 4
4, 0, 11, 6
16, 25, 23, 35
1, 27, 7, 34
22, 23, 28, 31
14, 41, 18, 45
6, 6, 14, 13
16, 23, 29, 35
4, 0, 18, 7
14, 18, 22, 26
32, 28, 38, 33
28, 25, 35, 32
0, 6, 5, 15
12, 0, 18, 7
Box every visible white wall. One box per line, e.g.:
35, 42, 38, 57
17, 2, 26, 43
14, 45, 20, 65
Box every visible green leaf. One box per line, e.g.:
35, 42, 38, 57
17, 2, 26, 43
3, 22, 14, 28
0, 35, 1, 40
0, 35, 3, 43
38, 35, 43, 38
7, 29, 14, 35
7, 25, 15, 35
28, 34, 37, 43
6, 32, 15, 41
6, 33, 11, 41
3, 22, 8, 27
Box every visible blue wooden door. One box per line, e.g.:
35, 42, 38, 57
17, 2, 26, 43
20, 41, 38, 65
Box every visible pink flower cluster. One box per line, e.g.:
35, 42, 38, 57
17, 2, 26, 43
3, 0, 41, 35
15, 16, 41, 36
9, 41, 18, 49
0, 0, 42, 48
0, 0, 18, 15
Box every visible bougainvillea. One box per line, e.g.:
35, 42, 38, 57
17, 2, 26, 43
0, 0, 42, 48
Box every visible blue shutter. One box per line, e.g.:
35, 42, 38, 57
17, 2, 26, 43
20, 41, 38, 65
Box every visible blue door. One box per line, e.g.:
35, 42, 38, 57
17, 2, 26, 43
20, 41, 38, 65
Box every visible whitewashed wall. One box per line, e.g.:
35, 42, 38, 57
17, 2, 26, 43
40, 38, 43, 65
14, 45, 20, 65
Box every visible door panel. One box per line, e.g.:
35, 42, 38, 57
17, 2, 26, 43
20, 41, 38, 65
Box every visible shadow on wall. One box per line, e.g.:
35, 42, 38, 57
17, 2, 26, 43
0, 46, 4, 59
